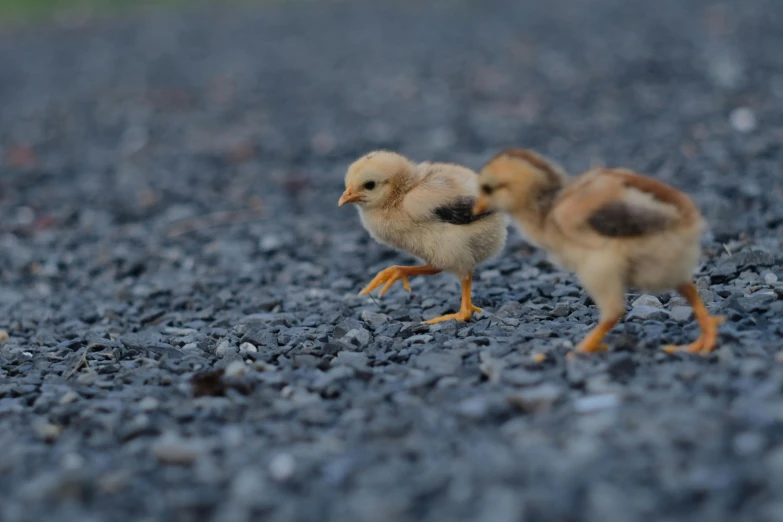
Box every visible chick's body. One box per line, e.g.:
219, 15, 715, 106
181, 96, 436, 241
358, 162, 506, 276
475, 149, 721, 355
542, 168, 704, 297
339, 151, 507, 324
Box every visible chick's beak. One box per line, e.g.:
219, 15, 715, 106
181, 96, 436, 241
338, 189, 362, 206
473, 195, 489, 215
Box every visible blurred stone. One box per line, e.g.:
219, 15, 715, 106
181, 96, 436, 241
730, 107, 757, 133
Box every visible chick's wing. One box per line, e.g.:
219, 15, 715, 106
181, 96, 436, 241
551, 169, 692, 247
403, 162, 491, 225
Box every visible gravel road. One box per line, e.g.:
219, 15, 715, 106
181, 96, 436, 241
0, 0, 782, 520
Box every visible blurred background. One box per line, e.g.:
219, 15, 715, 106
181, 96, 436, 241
0, 0, 780, 243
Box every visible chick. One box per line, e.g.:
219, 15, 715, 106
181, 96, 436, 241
473, 149, 722, 355
338, 151, 507, 324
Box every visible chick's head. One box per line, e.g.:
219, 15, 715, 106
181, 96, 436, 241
339, 151, 414, 210
474, 149, 566, 214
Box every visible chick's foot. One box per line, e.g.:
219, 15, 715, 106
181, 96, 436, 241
662, 282, 724, 355
422, 275, 482, 324
423, 308, 475, 324
663, 315, 724, 355
572, 316, 620, 355
360, 265, 440, 297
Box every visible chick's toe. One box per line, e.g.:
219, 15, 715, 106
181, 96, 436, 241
422, 275, 482, 324
663, 316, 724, 355
360, 265, 440, 297
662, 282, 724, 355
574, 316, 621, 354
423, 301, 482, 324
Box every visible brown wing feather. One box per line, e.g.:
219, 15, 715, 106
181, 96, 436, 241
601, 169, 700, 227
587, 200, 676, 237
551, 168, 699, 245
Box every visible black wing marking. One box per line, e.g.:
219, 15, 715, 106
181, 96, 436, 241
434, 196, 494, 226
587, 200, 674, 237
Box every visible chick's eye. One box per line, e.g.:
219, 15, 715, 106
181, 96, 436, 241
481, 185, 493, 195
363, 181, 376, 191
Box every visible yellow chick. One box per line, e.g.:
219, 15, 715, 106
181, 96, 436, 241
338, 151, 507, 324
473, 149, 722, 355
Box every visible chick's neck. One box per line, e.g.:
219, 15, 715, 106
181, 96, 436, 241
510, 181, 564, 247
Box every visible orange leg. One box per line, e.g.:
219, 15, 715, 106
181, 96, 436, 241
573, 315, 622, 354
423, 274, 482, 324
663, 282, 724, 355
360, 265, 441, 297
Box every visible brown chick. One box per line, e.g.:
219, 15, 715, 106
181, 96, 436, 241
338, 151, 507, 324
473, 149, 722, 355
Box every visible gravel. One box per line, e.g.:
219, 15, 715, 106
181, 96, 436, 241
0, 0, 782, 520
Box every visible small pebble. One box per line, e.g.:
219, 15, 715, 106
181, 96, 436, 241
670, 306, 693, 323
729, 107, 757, 133
59, 390, 79, 405
734, 432, 765, 455
269, 453, 296, 481
344, 328, 371, 347
507, 383, 562, 413
631, 295, 663, 309
215, 339, 238, 357
153, 435, 204, 466
361, 310, 389, 326
574, 394, 620, 413
35, 422, 62, 442
224, 360, 249, 378
627, 306, 669, 321
239, 342, 258, 353
138, 397, 159, 411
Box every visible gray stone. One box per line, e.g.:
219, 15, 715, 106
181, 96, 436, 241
710, 263, 738, 282
343, 328, 371, 348
332, 351, 369, 371
224, 360, 249, 378
405, 334, 433, 345
733, 249, 776, 267
626, 306, 669, 322
334, 318, 365, 339
736, 292, 777, 312
268, 453, 296, 482
495, 301, 525, 319
670, 306, 693, 322
574, 394, 620, 413
479, 354, 505, 383
631, 295, 664, 309
215, 340, 239, 358
551, 303, 572, 317
361, 310, 390, 327
507, 383, 563, 412
413, 351, 462, 375
239, 342, 258, 353
152, 434, 205, 465
138, 397, 160, 411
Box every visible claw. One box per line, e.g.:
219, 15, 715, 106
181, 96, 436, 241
360, 266, 415, 297
424, 310, 473, 324
421, 274, 481, 325
662, 316, 724, 356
